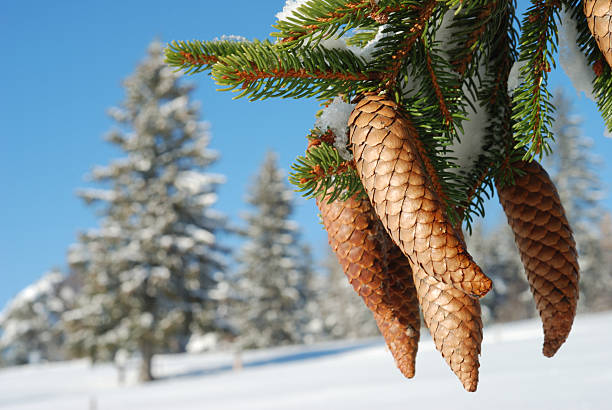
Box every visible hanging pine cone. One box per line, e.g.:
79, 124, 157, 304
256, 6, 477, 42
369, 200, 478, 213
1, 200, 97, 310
349, 93, 492, 297
412, 262, 483, 392
496, 159, 579, 357
585, 0, 612, 68
317, 195, 420, 378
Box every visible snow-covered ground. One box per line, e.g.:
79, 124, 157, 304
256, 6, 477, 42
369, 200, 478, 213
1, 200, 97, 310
1, 312, 611, 410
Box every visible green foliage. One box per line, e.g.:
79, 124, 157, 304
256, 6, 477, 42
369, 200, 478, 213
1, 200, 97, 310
289, 137, 364, 202
345, 26, 379, 47
271, 0, 407, 49
210, 40, 377, 101
166, 0, 612, 229
165, 39, 251, 74
512, 0, 562, 161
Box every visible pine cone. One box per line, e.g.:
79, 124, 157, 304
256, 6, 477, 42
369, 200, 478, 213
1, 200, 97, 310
413, 262, 483, 392
496, 159, 579, 357
349, 93, 492, 297
317, 195, 420, 378
585, 0, 612, 68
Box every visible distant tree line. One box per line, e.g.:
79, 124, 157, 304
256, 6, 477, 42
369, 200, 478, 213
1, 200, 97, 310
1, 45, 611, 380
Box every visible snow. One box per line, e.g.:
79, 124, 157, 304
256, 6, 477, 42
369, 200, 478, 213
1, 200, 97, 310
0, 273, 64, 318
559, 8, 595, 101
452, 89, 489, 172
314, 97, 354, 160
1, 312, 611, 409
275, 0, 310, 22
507, 60, 526, 93
176, 171, 226, 194
213, 35, 248, 42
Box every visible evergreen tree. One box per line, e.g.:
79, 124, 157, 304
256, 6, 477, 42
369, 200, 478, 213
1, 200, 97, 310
316, 251, 379, 340
232, 152, 314, 349
0, 271, 74, 366
549, 89, 611, 311
64, 41, 228, 381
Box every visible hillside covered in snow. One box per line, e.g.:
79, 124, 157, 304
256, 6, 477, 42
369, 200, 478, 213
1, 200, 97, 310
1, 312, 611, 410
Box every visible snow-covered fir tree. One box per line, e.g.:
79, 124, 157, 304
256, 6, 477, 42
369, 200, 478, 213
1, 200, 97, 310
315, 251, 379, 339
467, 224, 534, 324
548, 90, 611, 312
0, 271, 74, 366
232, 152, 315, 349
63, 41, 229, 381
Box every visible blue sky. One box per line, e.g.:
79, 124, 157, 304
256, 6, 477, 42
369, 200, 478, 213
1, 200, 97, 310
1, 1, 611, 308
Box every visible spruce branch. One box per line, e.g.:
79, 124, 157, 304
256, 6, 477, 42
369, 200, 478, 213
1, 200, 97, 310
210, 40, 379, 101
371, 0, 437, 90
456, 0, 519, 231
272, 0, 416, 48
447, 1, 500, 78
289, 131, 364, 202
345, 25, 379, 47
165, 40, 251, 74
512, 0, 562, 161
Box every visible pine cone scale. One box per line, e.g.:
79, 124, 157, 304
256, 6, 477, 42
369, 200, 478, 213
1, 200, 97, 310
584, 0, 612, 67
497, 160, 579, 357
349, 94, 492, 297
413, 266, 482, 392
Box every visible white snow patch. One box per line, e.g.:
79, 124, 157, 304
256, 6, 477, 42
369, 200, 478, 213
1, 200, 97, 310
315, 97, 355, 160
1, 313, 611, 409
185, 225, 215, 245
559, 8, 595, 101
319, 26, 386, 62
452, 95, 489, 172
1, 272, 64, 315
213, 35, 248, 42
176, 171, 226, 194
186, 333, 219, 353
507, 59, 530, 94
276, 0, 310, 22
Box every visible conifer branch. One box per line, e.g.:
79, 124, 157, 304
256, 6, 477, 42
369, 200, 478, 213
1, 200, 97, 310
512, 0, 562, 160
273, 0, 415, 48
165, 40, 251, 74
209, 41, 380, 100
457, 0, 519, 230
424, 49, 453, 127
378, 0, 437, 90
289, 131, 364, 202
448, 1, 498, 77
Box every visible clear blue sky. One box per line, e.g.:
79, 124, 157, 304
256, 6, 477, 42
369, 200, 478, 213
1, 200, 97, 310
1, 1, 611, 308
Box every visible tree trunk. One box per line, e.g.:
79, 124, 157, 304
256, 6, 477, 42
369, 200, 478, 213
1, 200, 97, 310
138, 342, 154, 382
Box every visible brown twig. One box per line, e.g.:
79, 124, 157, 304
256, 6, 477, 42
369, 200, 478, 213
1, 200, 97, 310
425, 50, 453, 127
227, 66, 378, 89
383, 0, 436, 90
452, 1, 497, 76
178, 51, 219, 67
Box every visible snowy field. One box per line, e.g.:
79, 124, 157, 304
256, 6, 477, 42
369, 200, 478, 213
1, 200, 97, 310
1, 312, 611, 410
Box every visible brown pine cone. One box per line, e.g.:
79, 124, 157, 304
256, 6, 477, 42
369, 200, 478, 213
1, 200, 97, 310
317, 195, 420, 378
349, 93, 492, 297
496, 159, 579, 357
584, 0, 612, 68
413, 262, 483, 392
